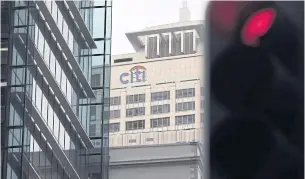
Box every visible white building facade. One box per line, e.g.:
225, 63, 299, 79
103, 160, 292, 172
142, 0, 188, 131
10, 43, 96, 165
91, 4, 204, 148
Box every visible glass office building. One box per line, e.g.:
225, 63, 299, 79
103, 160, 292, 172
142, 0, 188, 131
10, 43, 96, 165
1, 1, 112, 179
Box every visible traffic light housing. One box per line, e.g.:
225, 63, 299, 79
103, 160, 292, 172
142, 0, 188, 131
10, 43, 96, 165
205, 1, 304, 179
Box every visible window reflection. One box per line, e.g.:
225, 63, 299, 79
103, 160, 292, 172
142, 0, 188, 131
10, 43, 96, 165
11, 68, 25, 85
106, 8, 112, 38
105, 39, 111, 55
14, 0, 27, 7
14, 9, 28, 26
12, 45, 25, 66
5, 1, 112, 178
92, 40, 105, 54
93, 1, 105, 7
93, 7, 105, 38
91, 55, 110, 67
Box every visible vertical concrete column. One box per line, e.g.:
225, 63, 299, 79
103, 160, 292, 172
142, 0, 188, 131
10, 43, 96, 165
120, 90, 127, 133
145, 87, 151, 132
170, 84, 177, 131
195, 82, 201, 126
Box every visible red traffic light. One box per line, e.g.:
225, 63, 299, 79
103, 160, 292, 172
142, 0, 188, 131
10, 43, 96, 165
241, 8, 276, 47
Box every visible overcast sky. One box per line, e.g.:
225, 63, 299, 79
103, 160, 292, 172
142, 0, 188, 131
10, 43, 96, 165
111, 0, 208, 55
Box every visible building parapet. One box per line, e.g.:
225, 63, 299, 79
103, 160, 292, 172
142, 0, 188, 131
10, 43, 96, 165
94, 128, 203, 148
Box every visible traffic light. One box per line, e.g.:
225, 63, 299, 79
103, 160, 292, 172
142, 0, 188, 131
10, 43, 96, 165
205, 1, 304, 179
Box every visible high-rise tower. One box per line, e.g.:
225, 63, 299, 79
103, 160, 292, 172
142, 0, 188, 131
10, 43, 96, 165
1, 1, 112, 179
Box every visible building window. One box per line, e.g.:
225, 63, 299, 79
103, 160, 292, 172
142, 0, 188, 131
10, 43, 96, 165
147, 36, 158, 59
150, 117, 170, 128
89, 124, 96, 137
126, 94, 145, 104
151, 104, 170, 114
109, 110, 120, 119
110, 96, 121, 106
1, 108, 4, 122
146, 138, 154, 142
91, 74, 101, 87
94, 91, 98, 96
93, 90, 102, 99
183, 31, 194, 55
160, 34, 170, 57
90, 106, 96, 121
126, 120, 145, 131
102, 124, 109, 136
109, 123, 120, 133
176, 101, 195, 112
1, 87, 6, 107
200, 113, 204, 123
175, 114, 195, 125
126, 107, 145, 117
129, 139, 137, 143
151, 91, 170, 101
176, 88, 195, 98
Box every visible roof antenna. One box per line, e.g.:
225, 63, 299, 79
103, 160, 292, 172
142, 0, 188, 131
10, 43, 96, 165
179, 0, 191, 21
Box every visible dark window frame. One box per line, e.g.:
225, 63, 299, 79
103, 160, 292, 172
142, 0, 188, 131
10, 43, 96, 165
126, 120, 145, 131
150, 117, 170, 128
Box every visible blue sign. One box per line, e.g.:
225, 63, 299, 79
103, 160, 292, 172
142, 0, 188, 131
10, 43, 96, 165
120, 65, 146, 84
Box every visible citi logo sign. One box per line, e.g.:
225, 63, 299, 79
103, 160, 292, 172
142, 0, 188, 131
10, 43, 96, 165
120, 66, 147, 84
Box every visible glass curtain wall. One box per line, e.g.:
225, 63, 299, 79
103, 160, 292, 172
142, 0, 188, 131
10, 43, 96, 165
1, 1, 111, 179
78, 0, 112, 178
1, 1, 11, 176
